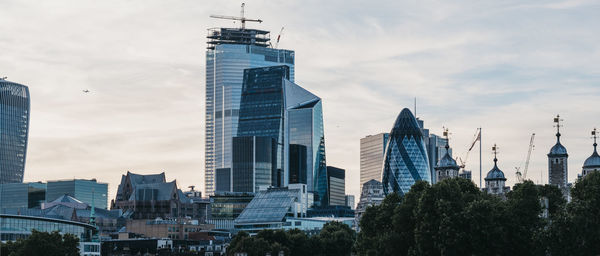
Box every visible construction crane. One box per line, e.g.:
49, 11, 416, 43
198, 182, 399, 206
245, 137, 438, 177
458, 129, 481, 170
516, 133, 535, 183
275, 27, 285, 48
210, 3, 262, 30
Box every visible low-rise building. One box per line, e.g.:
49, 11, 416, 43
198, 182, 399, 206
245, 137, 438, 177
355, 179, 385, 231
0, 214, 100, 256
125, 218, 214, 240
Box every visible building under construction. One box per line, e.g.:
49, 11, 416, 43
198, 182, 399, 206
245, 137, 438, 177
204, 5, 295, 196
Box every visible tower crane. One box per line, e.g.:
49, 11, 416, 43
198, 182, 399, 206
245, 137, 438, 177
458, 129, 481, 170
275, 27, 285, 48
210, 3, 262, 29
516, 133, 535, 183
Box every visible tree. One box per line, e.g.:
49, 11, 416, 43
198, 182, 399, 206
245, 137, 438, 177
546, 171, 600, 256
3, 230, 79, 256
317, 221, 355, 256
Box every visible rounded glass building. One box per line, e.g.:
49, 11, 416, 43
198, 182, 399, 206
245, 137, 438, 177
382, 108, 431, 195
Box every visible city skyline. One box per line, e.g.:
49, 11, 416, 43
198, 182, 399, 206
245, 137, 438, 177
1, 0, 600, 201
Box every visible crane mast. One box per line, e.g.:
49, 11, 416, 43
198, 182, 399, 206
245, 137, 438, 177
516, 133, 535, 183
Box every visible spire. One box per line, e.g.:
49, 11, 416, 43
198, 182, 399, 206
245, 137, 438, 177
554, 114, 563, 142
443, 126, 450, 151
492, 144, 498, 167
593, 128, 598, 153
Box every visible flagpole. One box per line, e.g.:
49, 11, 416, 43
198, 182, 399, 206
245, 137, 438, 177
479, 127, 482, 188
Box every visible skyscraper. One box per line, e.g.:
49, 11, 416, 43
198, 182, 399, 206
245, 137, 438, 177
382, 108, 431, 195
0, 79, 30, 184
359, 133, 389, 191
327, 166, 345, 206
232, 65, 328, 205
205, 27, 295, 195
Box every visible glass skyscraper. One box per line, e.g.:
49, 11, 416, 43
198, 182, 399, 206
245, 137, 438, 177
382, 108, 431, 195
0, 79, 30, 184
232, 65, 328, 205
205, 27, 295, 195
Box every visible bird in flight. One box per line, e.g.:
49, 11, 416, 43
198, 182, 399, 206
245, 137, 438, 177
83, 89, 90, 93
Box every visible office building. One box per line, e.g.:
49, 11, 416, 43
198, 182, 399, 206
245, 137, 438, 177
327, 166, 345, 206
359, 133, 389, 191
345, 195, 355, 210
382, 108, 431, 195
207, 192, 254, 230
204, 25, 295, 196
46, 179, 108, 209
355, 179, 385, 231
234, 184, 308, 234
0, 79, 30, 184
232, 136, 277, 193
582, 129, 600, 177
215, 168, 231, 192
0, 182, 46, 211
548, 115, 569, 196
233, 65, 328, 205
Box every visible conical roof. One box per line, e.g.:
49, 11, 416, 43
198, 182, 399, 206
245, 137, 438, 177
549, 133, 568, 156
390, 108, 423, 138
485, 158, 506, 181
584, 142, 600, 168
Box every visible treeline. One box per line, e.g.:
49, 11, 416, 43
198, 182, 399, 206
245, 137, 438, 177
356, 172, 600, 256
227, 221, 355, 256
227, 171, 600, 256
0, 230, 80, 256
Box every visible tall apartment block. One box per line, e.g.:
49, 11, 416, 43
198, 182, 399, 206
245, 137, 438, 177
0, 79, 30, 184
359, 133, 389, 190
205, 27, 295, 195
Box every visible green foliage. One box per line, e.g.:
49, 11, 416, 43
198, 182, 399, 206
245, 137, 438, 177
354, 177, 578, 256
227, 222, 355, 256
0, 230, 80, 256
229, 173, 600, 255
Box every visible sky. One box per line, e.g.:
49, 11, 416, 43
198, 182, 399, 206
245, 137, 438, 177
1, 0, 600, 206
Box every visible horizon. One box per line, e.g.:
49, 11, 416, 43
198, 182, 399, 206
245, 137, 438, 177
1, 0, 600, 204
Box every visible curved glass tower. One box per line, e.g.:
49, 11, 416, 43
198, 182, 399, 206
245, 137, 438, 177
0, 79, 30, 184
382, 108, 431, 195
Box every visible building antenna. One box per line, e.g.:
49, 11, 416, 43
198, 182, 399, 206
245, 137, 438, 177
414, 97, 417, 117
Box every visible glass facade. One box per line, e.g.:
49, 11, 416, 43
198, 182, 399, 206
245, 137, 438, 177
382, 108, 431, 195
0, 80, 30, 184
232, 136, 277, 193
0, 182, 46, 210
327, 166, 345, 206
289, 144, 307, 184
209, 192, 254, 220
205, 38, 295, 195
46, 180, 108, 209
215, 168, 231, 192
0, 214, 95, 242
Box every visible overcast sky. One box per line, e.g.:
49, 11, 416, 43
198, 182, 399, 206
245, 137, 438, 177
1, 0, 600, 205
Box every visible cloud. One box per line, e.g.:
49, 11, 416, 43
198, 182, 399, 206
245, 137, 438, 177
1, 0, 599, 202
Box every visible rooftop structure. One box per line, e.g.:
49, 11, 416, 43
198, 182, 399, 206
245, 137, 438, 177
582, 128, 600, 177
206, 28, 270, 50
484, 145, 510, 196
548, 115, 569, 197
